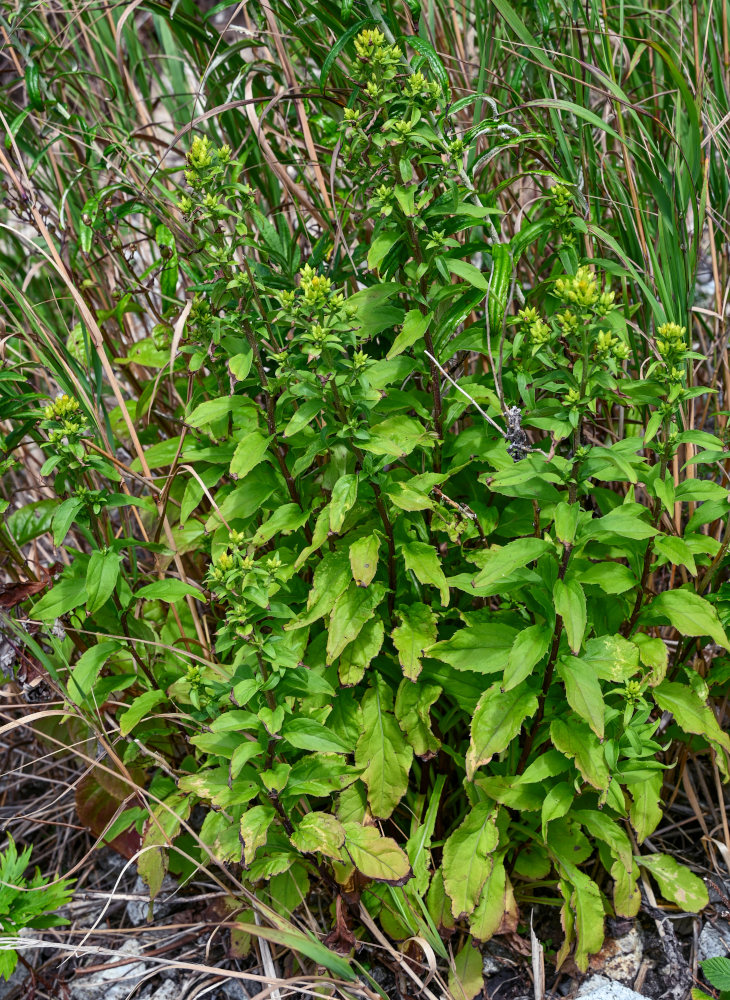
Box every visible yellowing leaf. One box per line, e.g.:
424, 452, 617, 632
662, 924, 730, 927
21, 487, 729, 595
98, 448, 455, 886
240, 805, 275, 867
342, 822, 412, 885
355, 678, 412, 819
443, 803, 498, 918
448, 937, 484, 1000
349, 533, 380, 587
467, 683, 538, 779
291, 813, 345, 859
637, 853, 708, 912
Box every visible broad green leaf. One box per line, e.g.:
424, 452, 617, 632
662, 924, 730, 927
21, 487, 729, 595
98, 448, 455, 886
644, 590, 729, 649
362, 416, 432, 458
551, 717, 609, 790
282, 718, 352, 754
554, 578, 586, 654
557, 656, 604, 739
230, 431, 271, 479
560, 870, 605, 972
446, 258, 489, 291
32, 575, 86, 620
403, 540, 449, 606
339, 617, 384, 686
442, 803, 498, 918
541, 782, 573, 839
580, 503, 658, 541
634, 634, 668, 686
240, 805, 275, 866
394, 680, 441, 758
429, 623, 517, 673
467, 682, 538, 779
701, 958, 730, 990
387, 309, 433, 360
637, 853, 708, 912
327, 583, 386, 663
577, 561, 637, 594
392, 603, 437, 680
136, 579, 200, 602
472, 538, 552, 589
653, 681, 730, 753
86, 549, 121, 614
448, 937, 484, 1000
283, 398, 321, 438
654, 534, 697, 575
342, 822, 412, 885
355, 678, 413, 818
288, 550, 351, 630
630, 771, 663, 842
503, 624, 552, 690
581, 635, 640, 682
119, 689, 166, 736
251, 504, 309, 547
291, 813, 345, 859
349, 533, 380, 587
68, 641, 120, 705
330, 474, 358, 533
52, 497, 83, 546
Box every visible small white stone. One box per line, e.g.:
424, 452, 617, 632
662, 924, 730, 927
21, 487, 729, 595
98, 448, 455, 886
577, 975, 648, 1000
71, 939, 147, 1000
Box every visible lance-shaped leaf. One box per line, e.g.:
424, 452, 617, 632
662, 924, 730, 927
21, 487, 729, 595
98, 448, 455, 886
443, 803, 498, 918
395, 680, 441, 759
554, 578, 586, 653
653, 680, 730, 753
287, 549, 351, 630
470, 852, 511, 941
643, 589, 729, 649
630, 770, 663, 842
472, 537, 552, 589
329, 474, 358, 533
466, 683, 538, 779
392, 603, 437, 680
403, 540, 449, 606
339, 617, 384, 686
326, 582, 385, 663
429, 623, 517, 674
557, 656, 604, 739
342, 822, 412, 885
550, 718, 609, 790
240, 804, 275, 867
355, 678, 412, 818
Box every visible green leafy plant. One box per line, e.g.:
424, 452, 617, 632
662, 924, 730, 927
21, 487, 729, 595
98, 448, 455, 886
696, 956, 730, 999
3, 0, 730, 987
0, 837, 74, 980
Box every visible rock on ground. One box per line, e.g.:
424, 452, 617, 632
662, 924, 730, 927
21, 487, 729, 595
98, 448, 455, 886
577, 975, 648, 1000
70, 938, 148, 1000
698, 920, 730, 961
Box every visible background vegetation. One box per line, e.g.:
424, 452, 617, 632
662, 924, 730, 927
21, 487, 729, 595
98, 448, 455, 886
2, 0, 730, 997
